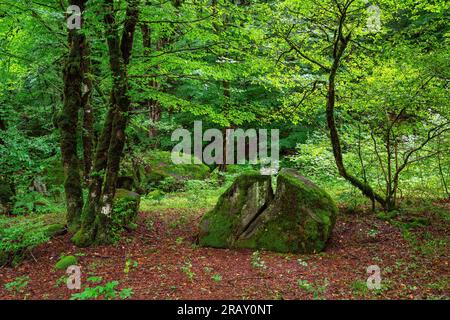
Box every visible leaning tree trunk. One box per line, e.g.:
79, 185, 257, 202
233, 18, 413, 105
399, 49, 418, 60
325, 7, 386, 210
59, 0, 86, 232
72, 0, 139, 247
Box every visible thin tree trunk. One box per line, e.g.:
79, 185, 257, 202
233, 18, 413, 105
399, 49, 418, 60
81, 42, 94, 183
219, 80, 231, 172
437, 135, 450, 198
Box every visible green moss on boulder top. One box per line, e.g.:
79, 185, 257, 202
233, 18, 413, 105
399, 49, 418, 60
198, 168, 338, 254
44, 224, 66, 237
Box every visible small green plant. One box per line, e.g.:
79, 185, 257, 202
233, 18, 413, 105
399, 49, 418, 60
159, 176, 186, 193
297, 258, 308, 267
119, 287, 134, 299
181, 261, 196, 282
367, 229, 379, 238
203, 266, 213, 274
211, 274, 222, 282
251, 251, 267, 270
351, 280, 369, 296
297, 278, 329, 300
4, 276, 30, 293
74, 252, 86, 257
427, 278, 449, 291
351, 279, 390, 296
12, 191, 64, 215
124, 258, 138, 274
70, 277, 133, 300
297, 279, 314, 292
175, 237, 184, 245
109, 192, 139, 243
54, 275, 69, 288
419, 238, 447, 256
146, 190, 166, 204
86, 276, 103, 284
145, 219, 154, 232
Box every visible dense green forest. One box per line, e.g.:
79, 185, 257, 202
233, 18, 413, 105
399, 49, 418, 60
0, 0, 448, 300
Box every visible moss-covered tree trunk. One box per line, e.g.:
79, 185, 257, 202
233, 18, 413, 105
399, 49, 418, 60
60, 0, 87, 231
81, 42, 94, 183
73, 0, 139, 247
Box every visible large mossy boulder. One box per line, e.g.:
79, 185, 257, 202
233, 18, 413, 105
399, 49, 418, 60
198, 168, 337, 254
121, 150, 210, 193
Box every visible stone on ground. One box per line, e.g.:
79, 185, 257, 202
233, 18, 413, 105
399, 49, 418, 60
198, 168, 337, 253
55, 255, 77, 270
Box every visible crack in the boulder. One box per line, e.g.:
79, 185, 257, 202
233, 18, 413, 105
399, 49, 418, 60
237, 186, 274, 240
238, 202, 270, 240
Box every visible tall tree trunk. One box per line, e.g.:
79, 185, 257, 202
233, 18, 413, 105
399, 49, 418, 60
219, 81, 231, 173
81, 43, 94, 183
60, 0, 86, 232
72, 0, 139, 247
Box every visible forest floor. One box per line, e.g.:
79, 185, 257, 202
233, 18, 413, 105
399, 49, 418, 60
0, 200, 449, 300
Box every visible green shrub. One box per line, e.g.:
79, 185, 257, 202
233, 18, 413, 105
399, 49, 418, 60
159, 176, 186, 192
4, 276, 30, 293
70, 277, 133, 300
0, 216, 50, 266
12, 190, 65, 215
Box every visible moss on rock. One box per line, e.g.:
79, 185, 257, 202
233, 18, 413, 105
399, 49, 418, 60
199, 171, 273, 248
198, 168, 338, 254
112, 189, 140, 229
44, 224, 67, 237
55, 255, 77, 270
